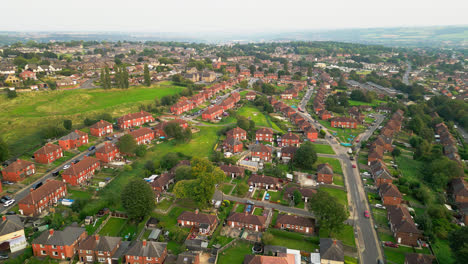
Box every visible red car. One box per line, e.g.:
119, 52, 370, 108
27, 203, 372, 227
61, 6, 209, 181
352, 164, 357, 168
364, 210, 370, 218
384, 241, 399, 248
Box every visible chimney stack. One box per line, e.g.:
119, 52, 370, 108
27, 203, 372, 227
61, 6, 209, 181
195, 209, 199, 214
49, 229, 54, 236
142, 240, 147, 246
2, 216, 6, 221
95, 234, 99, 241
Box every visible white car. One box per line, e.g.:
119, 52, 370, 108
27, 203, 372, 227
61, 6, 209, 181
63, 164, 71, 170
3, 199, 15, 207
248, 186, 254, 192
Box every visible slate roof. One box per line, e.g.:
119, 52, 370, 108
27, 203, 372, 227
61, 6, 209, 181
125, 240, 167, 258
34, 143, 62, 155
19, 179, 66, 205
33, 226, 86, 246
250, 144, 272, 154
387, 205, 421, 234
129, 127, 153, 138
404, 253, 436, 264
96, 142, 118, 154
248, 174, 279, 185
59, 130, 87, 141
90, 120, 112, 129
0, 215, 24, 236
317, 163, 333, 175
62, 156, 100, 177
118, 111, 153, 122
276, 214, 314, 228
220, 164, 244, 174
227, 212, 266, 226
320, 238, 344, 262
77, 235, 121, 252
380, 183, 402, 198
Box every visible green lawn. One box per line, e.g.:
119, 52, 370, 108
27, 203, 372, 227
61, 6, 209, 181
98, 217, 127, 236
221, 184, 235, 194
319, 224, 355, 247
217, 241, 252, 264
236, 105, 283, 132
320, 187, 348, 207
384, 246, 432, 264
155, 197, 173, 211
317, 156, 343, 175
395, 155, 423, 182
1, 82, 184, 156
348, 99, 385, 107
432, 239, 455, 264
253, 207, 264, 216
345, 256, 358, 264
67, 189, 93, 200
85, 216, 105, 235
235, 203, 245, 213
333, 174, 344, 186
312, 143, 336, 154
267, 191, 284, 203
267, 229, 319, 252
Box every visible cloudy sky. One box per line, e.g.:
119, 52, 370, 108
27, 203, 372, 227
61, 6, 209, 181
1, 0, 467, 32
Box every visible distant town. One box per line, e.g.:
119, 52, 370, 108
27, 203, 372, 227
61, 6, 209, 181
0, 40, 466, 264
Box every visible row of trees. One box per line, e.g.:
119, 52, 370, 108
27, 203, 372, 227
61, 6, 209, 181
100, 66, 129, 89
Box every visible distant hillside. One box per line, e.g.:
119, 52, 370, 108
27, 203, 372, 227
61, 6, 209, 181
0, 25, 466, 47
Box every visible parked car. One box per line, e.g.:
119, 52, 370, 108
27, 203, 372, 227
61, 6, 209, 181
3, 199, 15, 207
32, 181, 43, 190
364, 210, 370, 218
52, 171, 60, 177
106, 136, 113, 141
384, 241, 399, 248
0, 254, 8, 260
88, 145, 96, 151
0, 196, 12, 203
375, 204, 385, 209
5, 211, 15, 215
63, 164, 71, 170
249, 186, 254, 192
352, 164, 357, 168
246, 205, 253, 213
265, 193, 270, 201
1, 181, 13, 185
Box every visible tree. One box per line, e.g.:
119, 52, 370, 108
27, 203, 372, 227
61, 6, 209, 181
0, 137, 9, 162
293, 142, 318, 170
164, 122, 191, 143
121, 179, 155, 220
293, 190, 302, 205
135, 145, 147, 157
144, 64, 151, 86
161, 152, 180, 169
262, 232, 274, 244
63, 119, 72, 130
391, 147, 401, 157
449, 227, 468, 264
7, 89, 17, 99
309, 190, 349, 236
117, 134, 137, 154
175, 165, 193, 181
237, 117, 251, 131
239, 80, 248, 89
236, 182, 249, 196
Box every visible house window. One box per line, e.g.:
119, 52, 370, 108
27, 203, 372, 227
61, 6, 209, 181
86, 256, 93, 262
52, 245, 57, 249
146, 257, 152, 260
41, 250, 46, 255
53, 252, 58, 256
98, 257, 105, 262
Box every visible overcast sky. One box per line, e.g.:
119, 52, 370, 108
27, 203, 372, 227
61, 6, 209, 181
1, 0, 467, 32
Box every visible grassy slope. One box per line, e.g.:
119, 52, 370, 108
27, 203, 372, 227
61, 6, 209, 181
1, 83, 184, 156
312, 143, 335, 154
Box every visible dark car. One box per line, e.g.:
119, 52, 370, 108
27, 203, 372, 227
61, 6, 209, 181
52, 171, 60, 177
88, 146, 96, 151
106, 136, 113, 141
32, 182, 43, 190
0, 196, 12, 203
73, 159, 80, 164
1, 181, 13, 185
0, 254, 8, 260
5, 211, 16, 215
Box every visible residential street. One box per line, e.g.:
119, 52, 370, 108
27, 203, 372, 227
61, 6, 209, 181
299, 87, 385, 264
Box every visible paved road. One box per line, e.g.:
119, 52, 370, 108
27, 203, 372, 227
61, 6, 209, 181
403, 61, 412, 86
297, 88, 385, 264
0, 136, 121, 214
455, 124, 468, 144
215, 190, 315, 218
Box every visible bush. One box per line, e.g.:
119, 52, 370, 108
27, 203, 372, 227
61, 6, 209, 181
7, 89, 17, 99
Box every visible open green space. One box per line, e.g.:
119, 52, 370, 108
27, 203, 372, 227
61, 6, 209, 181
1, 82, 185, 156
98, 217, 127, 236
155, 197, 173, 211
217, 241, 252, 264
384, 246, 432, 264
333, 174, 344, 186
317, 156, 343, 175
395, 155, 423, 182
266, 229, 319, 252
432, 239, 455, 264
320, 187, 348, 207
221, 184, 234, 194
312, 143, 335, 154
319, 224, 355, 247
85, 216, 105, 235
236, 105, 283, 132
235, 203, 246, 213
348, 99, 385, 107
267, 191, 284, 204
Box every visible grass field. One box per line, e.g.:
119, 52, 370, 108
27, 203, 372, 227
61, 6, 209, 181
317, 156, 343, 175
1, 83, 185, 156
320, 187, 348, 207
333, 174, 344, 186
267, 229, 319, 252
217, 241, 252, 264
98, 217, 127, 236
384, 246, 432, 264
236, 105, 283, 132
319, 224, 355, 247
312, 143, 335, 154
348, 99, 385, 107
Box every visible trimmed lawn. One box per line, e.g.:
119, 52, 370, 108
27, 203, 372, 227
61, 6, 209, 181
312, 143, 335, 154
317, 156, 343, 175
67, 189, 93, 200
267, 191, 284, 204
217, 241, 252, 264
155, 197, 173, 211
294, 200, 305, 209
253, 207, 264, 216
384, 246, 432, 264
1, 83, 184, 156
85, 216, 105, 235
333, 174, 344, 186
319, 224, 355, 247
267, 229, 319, 252
270, 210, 279, 227
379, 231, 396, 243
221, 184, 234, 194
235, 203, 246, 213
395, 155, 423, 182
345, 256, 358, 264
98, 217, 127, 236
320, 187, 348, 207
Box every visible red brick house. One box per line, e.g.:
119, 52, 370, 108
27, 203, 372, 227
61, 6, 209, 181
18, 179, 67, 216
34, 144, 63, 164
118, 111, 154, 129
319, 110, 332, 120
266, 73, 278, 80
450, 178, 468, 203
284, 186, 316, 202
248, 174, 281, 190
280, 132, 300, 147
227, 212, 266, 232
32, 226, 87, 260
77, 235, 122, 263
246, 92, 257, 100
330, 117, 358, 129
219, 97, 235, 111
129, 127, 155, 145
191, 94, 205, 107
256, 128, 274, 143
151, 173, 175, 199
239, 70, 251, 77
280, 146, 297, 161
226, 127, 247, 140
170, 100, 193, 115
202, 105, 223, 121
369, 160, 394, 187
89, 120, 113, 137
58, 130, 88, 151
280, 91, 293, 100
317, 163, 333, 184
124, 240, 167, 264
95, 142, 120, 163
19, 70, 36, 80
253, 72, 264, 78
223, 137, 243, 153
220, 164, 245, 178
304, 126, 318, 141
275, 214, 315, 234
1, 159, 36, 182
387, 205, 421, 246
379, 183, 402, 206
367, 145, 384, 165
62, 157, 100, 186
250, 144, 272, 162
404, 253, 436, 264
177, 210, 218, 235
